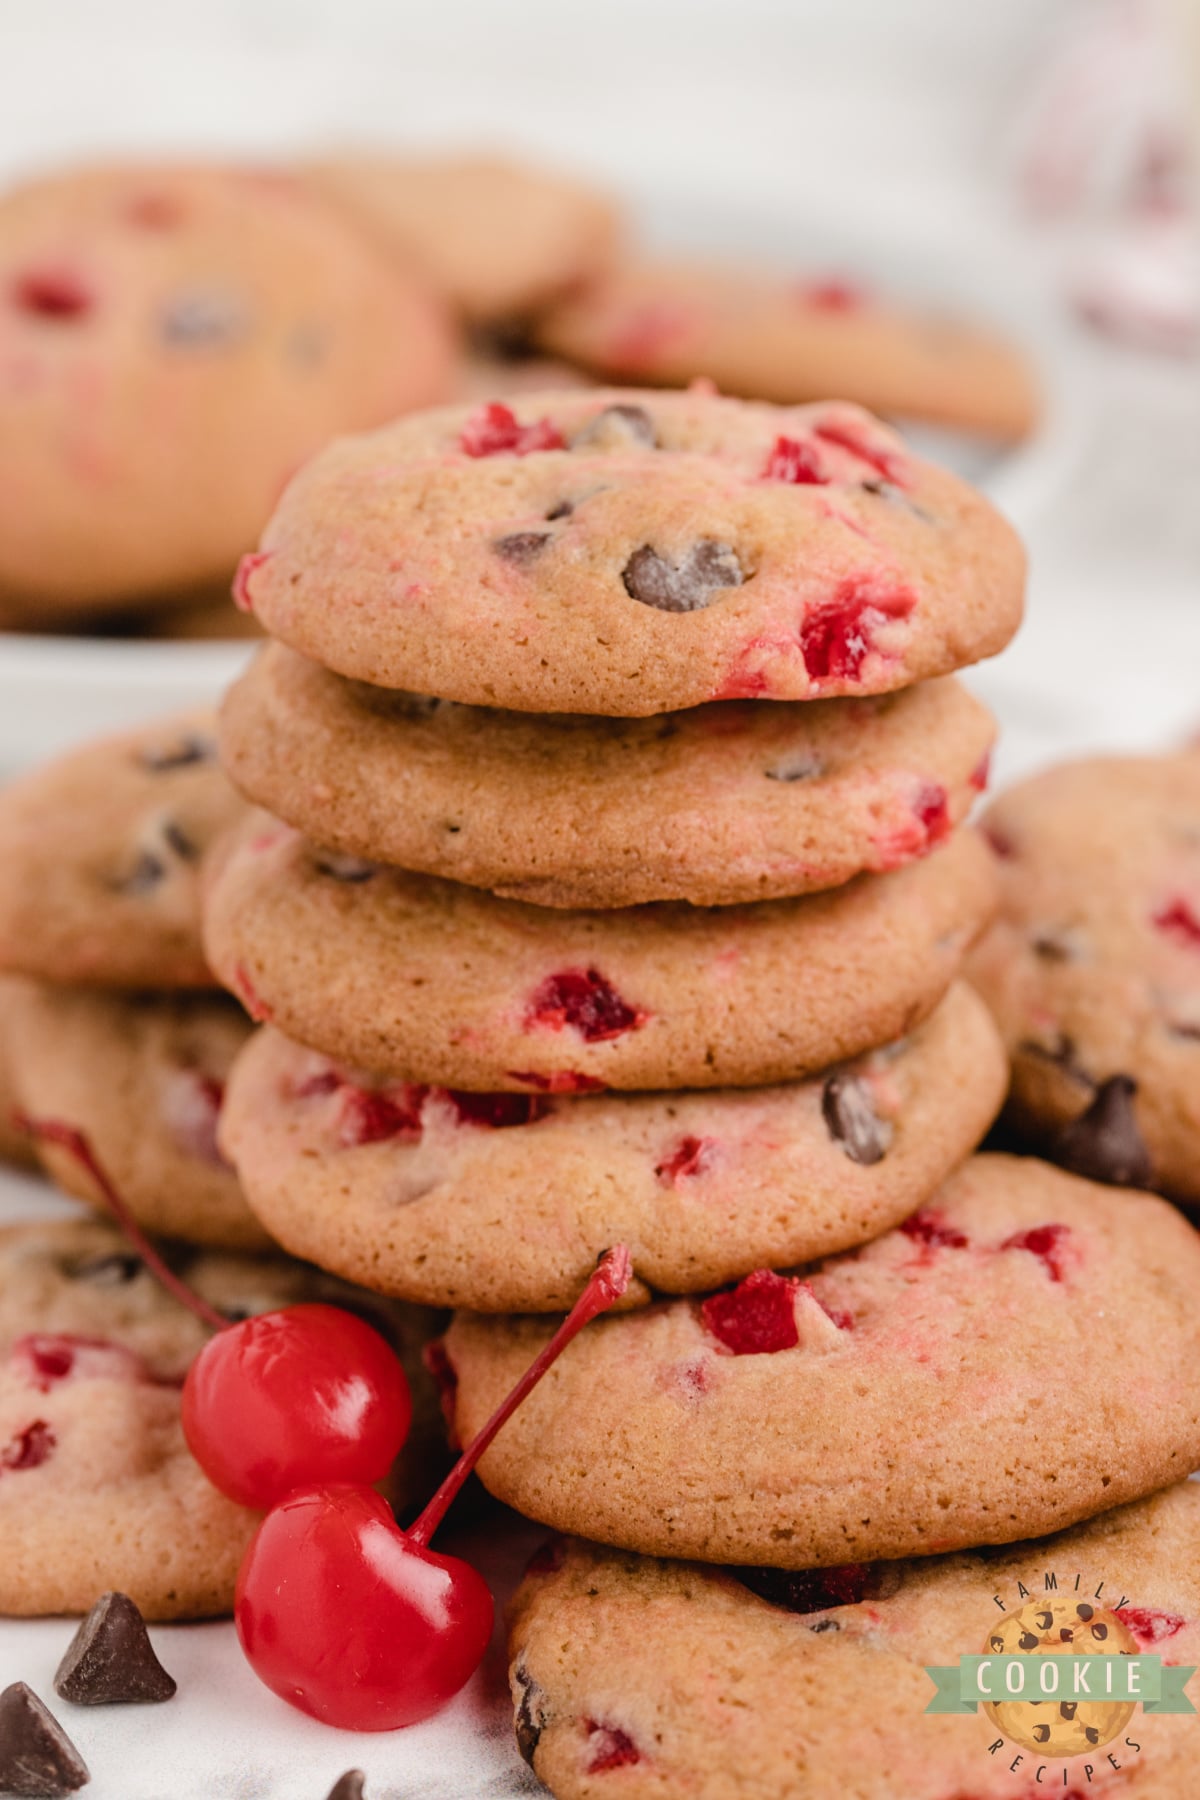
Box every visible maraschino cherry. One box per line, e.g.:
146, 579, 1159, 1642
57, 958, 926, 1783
236, 1245, 632, 1731
18, 1119, 413, 1507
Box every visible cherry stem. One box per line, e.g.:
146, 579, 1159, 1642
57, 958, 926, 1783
15, 1115, 228, 1333
407, 1244, 633, 1549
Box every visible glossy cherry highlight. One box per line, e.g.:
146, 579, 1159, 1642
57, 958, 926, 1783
181, 1305, 412, 1509
235, 1246, 633, 1731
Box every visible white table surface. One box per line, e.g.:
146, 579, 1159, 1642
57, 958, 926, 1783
1, 1, 1198, 1792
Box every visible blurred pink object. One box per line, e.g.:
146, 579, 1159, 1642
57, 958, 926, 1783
1016, 0, 1198, 352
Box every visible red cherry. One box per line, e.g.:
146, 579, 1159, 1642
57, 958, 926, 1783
235, 1246, 633, 1730
181, 1305, 411, 1509
236, 1484, 493, 1729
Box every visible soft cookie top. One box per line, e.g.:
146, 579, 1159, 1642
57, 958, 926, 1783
0, 709, 244, 987
969, 753, 1200, 1202
0, 162, 455, 618
240, 387, 1026, 715
445, 1155, 1200, 1567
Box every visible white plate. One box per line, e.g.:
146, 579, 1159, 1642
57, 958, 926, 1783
0, 203, 1079, 776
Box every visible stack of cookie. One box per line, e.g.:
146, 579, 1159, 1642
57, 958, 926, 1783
206, 385, 1019, 1314
0, 711, 269, 1249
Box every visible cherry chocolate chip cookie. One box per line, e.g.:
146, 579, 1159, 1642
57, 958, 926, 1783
238, 387, 1025, 715
221, 643, 995, 908
0, 710, 244, 989
508, 1483, 1200, 1800
446, 1155, 1200, 1566
969, 753, 1200, 1202
219, 983, 1006, 1311
202, 816, 997, 1092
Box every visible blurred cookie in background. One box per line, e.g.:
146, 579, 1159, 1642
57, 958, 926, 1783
300, 152, 621, 324
536, 259, 1039, 441
0, 162, 456, 628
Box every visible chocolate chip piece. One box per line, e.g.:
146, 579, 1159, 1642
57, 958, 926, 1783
1054, 1075, 1154, 1189
1060, 1700, 1078, 1719
821, 1073, 892, 1165
1085, 1727, 1100, 1745
808, 1618, 840, 1633
161, 820, 197, 862
138, 734, 215, 772
324, 1774, 365, 1800
1018, 1033, 1094, 1090
495, 531, 551, 563
0, 1683, 89, 1795
312, 852, 377, 884
1033, 1724, 1050, 1743
115, 849, 166, 895
1018, 1631, 1039, 1650
765, 751, 824, 783
70, 1253, 142, 1287
1059, 1627, 1074, 1642
573, 403, 657, 449
1032, 926, 1084, 963
160, 290, 246, 345
622, 540, 744, 613
512, 1660, 545, 1769
545, 499, 574, 521
1076, 1605, 1094, 1620
1035, 1610, 1053, 1630
1090, 1622, 1109, 1641
54, 1591, 176, 1706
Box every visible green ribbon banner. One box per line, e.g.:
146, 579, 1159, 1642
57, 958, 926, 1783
924, 1656, 1197, 1716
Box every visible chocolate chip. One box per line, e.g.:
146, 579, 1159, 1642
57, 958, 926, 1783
1035, 1610, 1053, 1630
324, 1774, 365, 1800
1060, 1700, 1078, 1719
138, 734, 215, 772
1090, 1622, 1108, 1640
160, 290, 246, 345
989, 1634, 1005, 1652
1018, 1631, 1039, 1650
0, 1683, 89, 1795
494, 531, 551, 563
1032, 1724, 1050, 1743
1059, 1627, 1074, 1642
70, 1253, 142, 1287
808, 1618, 841, 1633
312, 852, 377, 884
161, 820, 197, 862
1032, 926, 1084, 963
54, 1591, 176, 1706
545, 500, 574, 521
821, 1073, 891, 1165
765, 751, 824, 783
1076, 1605, 1094, 1620
573, 404, 657, 449
115, 849, 166, 895
622, 540, 744, 613
1017, 1033, 1094, 1089
1054, 1075, 1154, 1189
1085, 1727, 1100, 1745
512, 1660, 545, 1769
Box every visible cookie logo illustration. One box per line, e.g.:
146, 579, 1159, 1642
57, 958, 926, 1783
980, 1597, 1138, 1756
924, 1567, 1197, 1781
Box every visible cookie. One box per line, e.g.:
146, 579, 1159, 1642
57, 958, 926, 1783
968, 754, 1200, 1202
219, 983, 1006, 1311
0, 709, 243, 988
535, 259, 1040, 442
4, 979, 267, 1250
445, 1154, 1200, 1566
238, 387, 1026, 716
0, 162, 454, 622
221, 644, 995, 908
299, 153, 620, 322
0, 1217, 445, 1617
0, 984, 35, 1168
507, 1483, 1200, 1799
203, 817, 996, 1091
